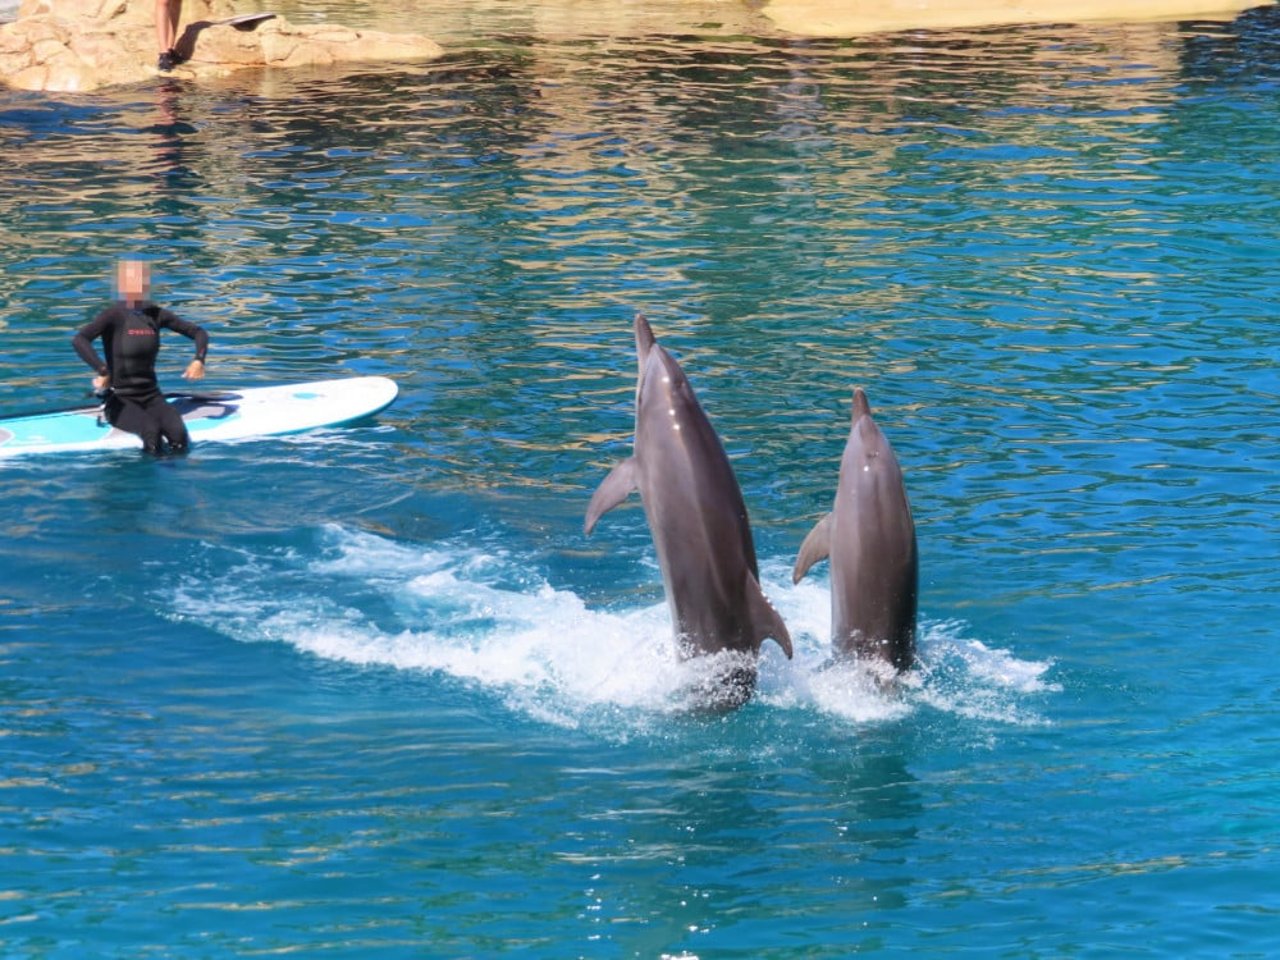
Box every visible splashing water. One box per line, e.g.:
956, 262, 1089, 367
170, 524, 1058, 733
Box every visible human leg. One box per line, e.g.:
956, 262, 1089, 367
155, 397, 191, 454
106, 394, 165, 455
155, 0, 182, 70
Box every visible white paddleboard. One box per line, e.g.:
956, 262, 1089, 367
217, 12, 277, 29
0, 375, 397, 458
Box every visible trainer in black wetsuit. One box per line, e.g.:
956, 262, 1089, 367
72, 259, 209, 456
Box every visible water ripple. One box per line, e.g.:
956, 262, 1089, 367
3, 7, 1280, 957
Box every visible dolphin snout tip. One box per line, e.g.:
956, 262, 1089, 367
634, 311, 654, 341
852, 386, 871, 417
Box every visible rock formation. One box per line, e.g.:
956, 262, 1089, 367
761, 0, 1269, 36
1, 0, 444, 92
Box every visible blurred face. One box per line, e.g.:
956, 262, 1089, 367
115, 260, 151, 303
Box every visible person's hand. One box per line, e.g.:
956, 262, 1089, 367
183, 359, 206, 381
93, 373, 110, 392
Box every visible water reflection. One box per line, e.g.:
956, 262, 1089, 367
1178, 4, 1280, 83
1, 13, 1276, 535
0, 21, 1216, 297
2, 10, 1279, 955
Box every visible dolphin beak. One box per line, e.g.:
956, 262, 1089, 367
852, 387, 872, 421
634, 312, 656, 372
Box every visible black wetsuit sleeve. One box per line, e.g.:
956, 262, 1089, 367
72, 309, 114, 375
154, 306, 209, 362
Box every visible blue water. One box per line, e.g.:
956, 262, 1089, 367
2, 4, 1279, 956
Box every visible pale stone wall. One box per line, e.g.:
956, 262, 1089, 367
1, 0, 442, 92
761, 0, 1271, 36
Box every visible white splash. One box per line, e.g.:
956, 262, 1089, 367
171, 525, 1059, 731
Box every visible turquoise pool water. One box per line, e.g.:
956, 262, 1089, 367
2, 5, 1278, 956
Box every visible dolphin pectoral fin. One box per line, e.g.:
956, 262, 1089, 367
746, 572, 793, 660
792, 513, 833, 584
584, 458, 640, 534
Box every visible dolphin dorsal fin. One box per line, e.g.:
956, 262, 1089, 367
792, 512, 833, 584
634, 312, 656, 372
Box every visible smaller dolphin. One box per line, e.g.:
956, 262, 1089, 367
585, 314, 792, 709
793, 388, 917, 671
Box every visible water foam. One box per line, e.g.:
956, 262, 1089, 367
170, 525, 1058, 731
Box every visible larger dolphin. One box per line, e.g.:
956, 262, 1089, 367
793, 387, 917, 671
584, 314, 793, 708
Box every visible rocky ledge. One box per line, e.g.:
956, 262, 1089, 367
1, 0, 444, 92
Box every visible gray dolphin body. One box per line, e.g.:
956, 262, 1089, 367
793, 388, 917, 671
585, 314, 793, 708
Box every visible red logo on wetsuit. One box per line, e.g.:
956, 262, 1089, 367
127, 328, 156, 335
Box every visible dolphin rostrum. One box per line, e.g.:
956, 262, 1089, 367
585, 314, 793, 708
793, 387, 917, 671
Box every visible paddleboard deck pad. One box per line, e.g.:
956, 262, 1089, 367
0, 375, 397, 458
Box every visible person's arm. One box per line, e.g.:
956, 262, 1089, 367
72, 309, 113, 389
155, 306, 209, 380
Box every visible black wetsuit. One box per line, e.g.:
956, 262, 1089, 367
72, 301, 209, 455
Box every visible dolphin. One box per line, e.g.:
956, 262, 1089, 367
793, 387, 917, 671
584, 313, 793, 708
